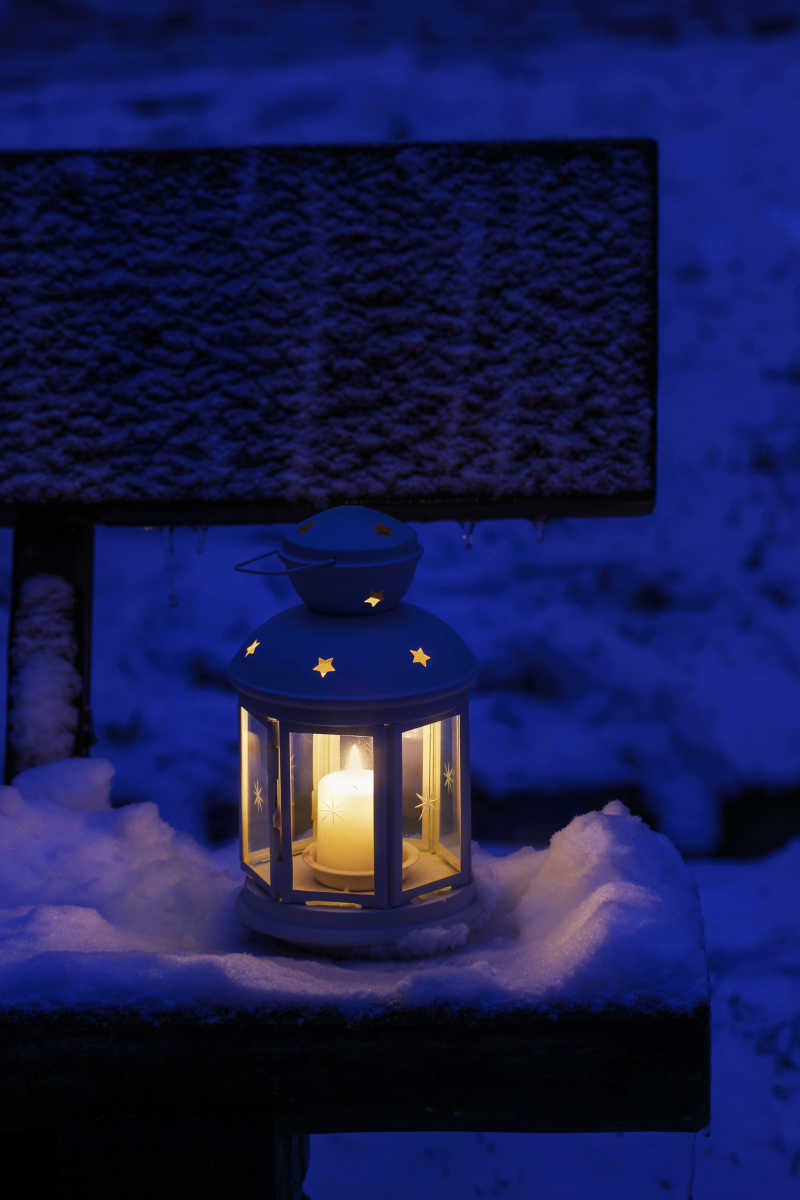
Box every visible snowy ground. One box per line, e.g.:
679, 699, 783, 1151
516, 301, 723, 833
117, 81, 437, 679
1, 3, 800, 1197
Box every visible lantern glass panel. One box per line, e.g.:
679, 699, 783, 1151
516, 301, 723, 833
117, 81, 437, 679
401, 715, 461, 892
240, 708, 277, 886
289, 730, 376, 895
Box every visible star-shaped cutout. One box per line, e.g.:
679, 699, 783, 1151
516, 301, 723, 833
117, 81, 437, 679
443, 763, 454, 791
253, 779, 264, 811
313, 656, 335, 678
297, 521, 314, 532
320, 796, 345, 825
410, 647, 430, 667
364, 590, 384, 608
245, 639, 260, 657
415, 792, 439, 817
374, 523, 392, 537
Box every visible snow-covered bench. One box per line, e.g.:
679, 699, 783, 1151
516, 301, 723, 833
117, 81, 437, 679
0, 139, 657, 780
0, 142, 699, 1199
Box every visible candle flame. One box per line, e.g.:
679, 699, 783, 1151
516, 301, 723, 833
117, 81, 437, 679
347, 743, 364, 771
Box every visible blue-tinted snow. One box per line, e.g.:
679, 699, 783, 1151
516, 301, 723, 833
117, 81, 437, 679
7, 575, 81, 770
0, 760, 707, 1012
1, 3, 799, 1195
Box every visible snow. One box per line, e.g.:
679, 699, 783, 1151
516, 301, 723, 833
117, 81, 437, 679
0, 758, 706, 1014
7, 574, 82, 771
12, 755, 113, 812
1, 3, 800, 1194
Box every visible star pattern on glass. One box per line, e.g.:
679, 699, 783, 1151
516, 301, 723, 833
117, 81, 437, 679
297, 521, 314, 532
364, 590, 384, 608
320, 796, 346, 825
313, 656, 335, 678
374, 523, 392, 536
253, 779, 264, 811
415, 792, 439, 818
443, 763, 455, 791
245, 639, 260, 657
410, 646, 430, 667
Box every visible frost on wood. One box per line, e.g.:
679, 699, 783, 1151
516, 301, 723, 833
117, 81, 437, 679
0, 142, 656, 516
8, 575, 82, 771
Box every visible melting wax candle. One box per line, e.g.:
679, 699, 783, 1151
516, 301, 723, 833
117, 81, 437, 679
315, 743, 374, 874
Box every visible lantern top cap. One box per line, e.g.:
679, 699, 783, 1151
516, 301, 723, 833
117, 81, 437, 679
279, 505, 422, 615
282, 505, 418, 562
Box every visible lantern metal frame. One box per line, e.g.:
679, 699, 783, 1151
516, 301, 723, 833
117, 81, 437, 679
234, 688, 480, 949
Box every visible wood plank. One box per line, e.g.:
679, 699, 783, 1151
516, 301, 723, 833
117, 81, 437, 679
0, 1004, 709, 1135
3, 510, 94, 782
0, 140, 657, 525
1, 1125, 308, 1200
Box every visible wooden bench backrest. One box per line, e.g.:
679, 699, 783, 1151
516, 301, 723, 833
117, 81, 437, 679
1, 139, 657, 780
0, 140, 657, 525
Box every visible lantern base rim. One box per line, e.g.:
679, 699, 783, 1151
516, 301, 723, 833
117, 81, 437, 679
237, 876, 483, 953
301, 838, 420, 892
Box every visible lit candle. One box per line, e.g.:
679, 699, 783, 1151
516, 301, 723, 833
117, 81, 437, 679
316, 743, 374, 874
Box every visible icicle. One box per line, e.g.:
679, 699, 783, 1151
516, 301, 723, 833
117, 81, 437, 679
162, 526, 178, 608
459, 520, 475, 550
531, 515, 548, 545
686, 1129, 698, 1200
195, 526, 208, 555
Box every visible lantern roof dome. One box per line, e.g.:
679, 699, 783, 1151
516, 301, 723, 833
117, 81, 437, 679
229, 602, 477, 715
277, 505, 422, 615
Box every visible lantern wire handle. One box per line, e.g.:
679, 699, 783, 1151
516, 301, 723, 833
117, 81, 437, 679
234, 549, 337, 576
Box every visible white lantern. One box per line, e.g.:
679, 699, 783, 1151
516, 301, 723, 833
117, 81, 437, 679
228, 505, 480, 950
